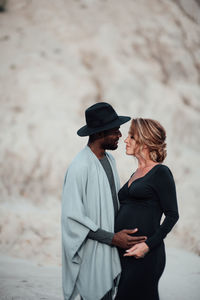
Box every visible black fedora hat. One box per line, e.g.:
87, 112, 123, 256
77, 102, 131, 137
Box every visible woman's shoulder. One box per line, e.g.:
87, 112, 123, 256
154, 164, 173, 177
152, 164, 177, 190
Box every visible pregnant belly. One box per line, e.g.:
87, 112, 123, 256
115, 203, 155, 237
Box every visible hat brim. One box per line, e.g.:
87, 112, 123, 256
77, 116, 131, 137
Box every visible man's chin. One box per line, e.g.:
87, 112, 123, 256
106, 145, 118, 151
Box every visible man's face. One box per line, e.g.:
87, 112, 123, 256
101, 127, 122, 150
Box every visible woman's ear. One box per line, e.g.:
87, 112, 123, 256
143, 144, 148, 149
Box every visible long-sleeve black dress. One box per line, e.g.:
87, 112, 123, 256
115, 164, 179, 300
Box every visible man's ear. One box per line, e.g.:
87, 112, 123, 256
97, 131, 105, 138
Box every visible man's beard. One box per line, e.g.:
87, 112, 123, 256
102, 142, 118, 151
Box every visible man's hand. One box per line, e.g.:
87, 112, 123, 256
124, 242, 149, 258
111, 229, 147, 249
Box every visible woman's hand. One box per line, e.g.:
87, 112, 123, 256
124, 242, 149, 259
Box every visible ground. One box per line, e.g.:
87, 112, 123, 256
0, 247, 199, 300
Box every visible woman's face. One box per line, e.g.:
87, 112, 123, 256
124, 133, 139, 156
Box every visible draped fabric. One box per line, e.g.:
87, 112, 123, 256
61, 146, 121, 300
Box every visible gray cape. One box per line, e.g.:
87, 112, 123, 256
61, 146, 121, 300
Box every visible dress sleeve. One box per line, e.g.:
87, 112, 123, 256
145, 165, 179, 250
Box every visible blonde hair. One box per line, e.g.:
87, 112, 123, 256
129, 118, 167, 162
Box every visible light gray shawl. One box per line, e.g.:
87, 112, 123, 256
61, 146, 121, 300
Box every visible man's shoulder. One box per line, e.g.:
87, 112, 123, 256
69, 147, 90, 168
63, 150, 89, 184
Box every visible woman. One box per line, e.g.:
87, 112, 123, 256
115, 118, 179, 300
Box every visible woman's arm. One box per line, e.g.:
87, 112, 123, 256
145, 165, 179, 250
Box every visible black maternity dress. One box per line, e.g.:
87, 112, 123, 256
115, 164, 179, 300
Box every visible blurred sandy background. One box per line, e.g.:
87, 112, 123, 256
0, 0, 200, 271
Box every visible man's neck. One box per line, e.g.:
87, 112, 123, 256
88, 143, 105, 159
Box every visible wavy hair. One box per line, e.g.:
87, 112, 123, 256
129, 118, 167, 162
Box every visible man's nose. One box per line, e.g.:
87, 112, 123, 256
118, 130, 122, 137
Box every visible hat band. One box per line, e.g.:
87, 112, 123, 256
87, 115, 119, 128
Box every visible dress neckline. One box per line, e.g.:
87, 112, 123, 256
127, 164, 162, 188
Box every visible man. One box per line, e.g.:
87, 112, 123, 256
61, 102, 146, 300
